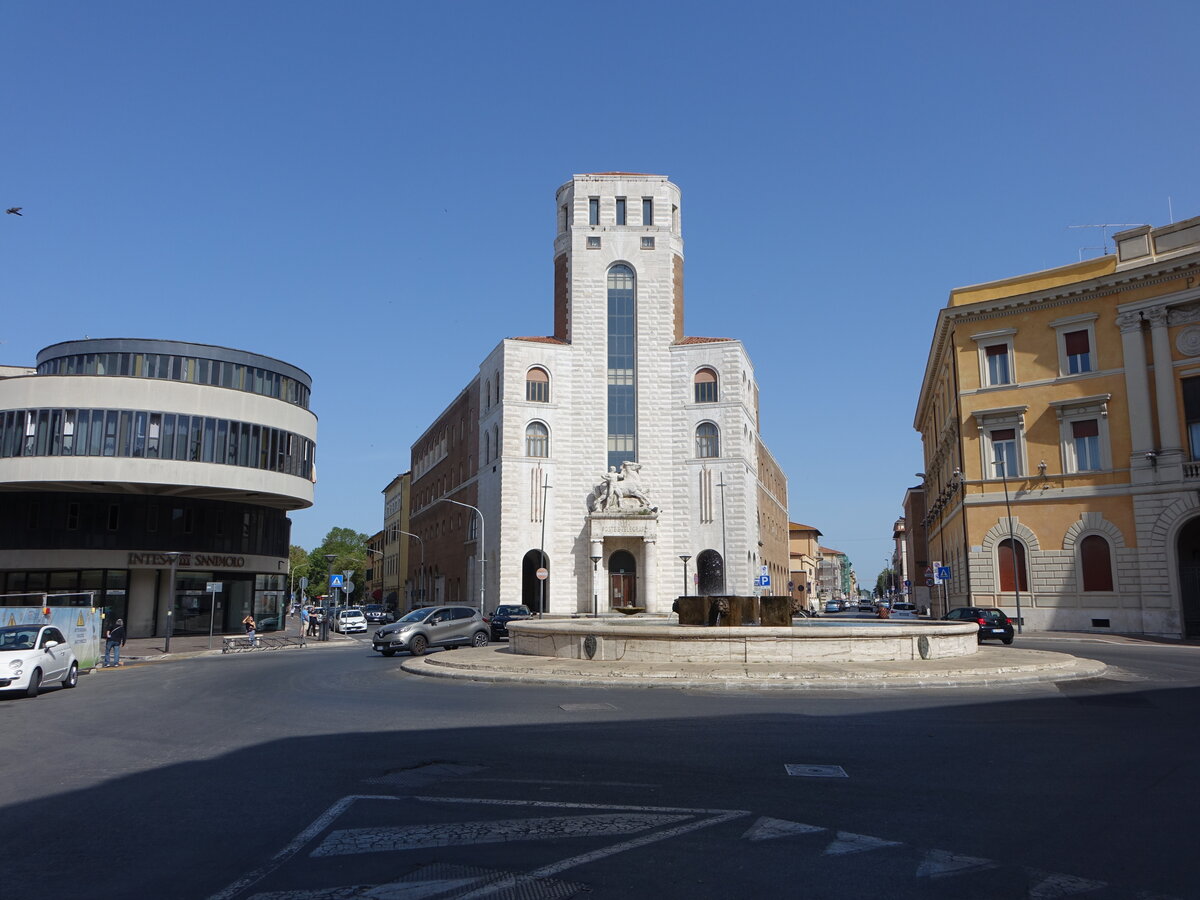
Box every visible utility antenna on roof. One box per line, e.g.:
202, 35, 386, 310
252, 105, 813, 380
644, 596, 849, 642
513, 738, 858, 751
1067, 223, 1143, 260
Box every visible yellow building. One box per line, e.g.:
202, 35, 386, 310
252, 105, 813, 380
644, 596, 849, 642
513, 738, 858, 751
788, 522, 822, 612
915, 215, 1200, 637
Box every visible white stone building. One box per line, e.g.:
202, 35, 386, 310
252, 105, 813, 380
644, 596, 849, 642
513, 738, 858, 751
406, 173, 788, 615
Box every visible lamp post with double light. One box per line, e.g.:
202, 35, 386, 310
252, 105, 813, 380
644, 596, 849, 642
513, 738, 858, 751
994, 458, 1024, 634
437, 498, 486, 614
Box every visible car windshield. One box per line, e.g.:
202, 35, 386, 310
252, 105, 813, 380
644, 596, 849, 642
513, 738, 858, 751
496, 606, 529, 616
398, 608, 434, 624
0, 626, 41, 650
364, 605, 383, 612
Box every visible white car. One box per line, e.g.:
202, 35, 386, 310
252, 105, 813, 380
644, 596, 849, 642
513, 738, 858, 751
334, 609, 368, 634
0, 624, 80, 698
889, 602, 918, 618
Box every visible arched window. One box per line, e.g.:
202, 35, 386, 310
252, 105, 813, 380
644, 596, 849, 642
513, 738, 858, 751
492, 424, 499, 460
997, 538, 1029, 593
483, 430, 491, 463
696, 422, 719, 458
526, 367, 550, 403
525, 421, 549, 457
694, 368, 718, 403
484, 380, 491, 409
1080, 535, 1114, 591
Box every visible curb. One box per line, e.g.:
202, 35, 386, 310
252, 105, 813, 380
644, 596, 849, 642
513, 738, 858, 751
398, 646, 1107, 690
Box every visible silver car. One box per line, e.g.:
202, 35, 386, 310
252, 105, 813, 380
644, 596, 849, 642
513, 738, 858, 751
372, 605, 489, 657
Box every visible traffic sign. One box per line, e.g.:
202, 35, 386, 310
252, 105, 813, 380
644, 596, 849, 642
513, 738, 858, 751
536, 567, 548, 580
937, 566, 951, 581
342, 581, 355, 595
329, 574, 344, 588
299, 576, 309, 590
205, 582, 223, 592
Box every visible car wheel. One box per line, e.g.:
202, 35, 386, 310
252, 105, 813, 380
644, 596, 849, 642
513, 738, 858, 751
25, 668, 42, 699
409, 635, 428, 657
472, 631, 490, 648
1002, 637, 1014, 645
63, 663, 79, 688
381, 649, 396, 657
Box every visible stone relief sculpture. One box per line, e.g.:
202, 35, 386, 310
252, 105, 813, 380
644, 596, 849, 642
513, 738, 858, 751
589, 461, 658, 512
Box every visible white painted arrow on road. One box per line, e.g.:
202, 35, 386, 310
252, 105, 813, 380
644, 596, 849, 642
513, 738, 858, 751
742, 816, 826, 841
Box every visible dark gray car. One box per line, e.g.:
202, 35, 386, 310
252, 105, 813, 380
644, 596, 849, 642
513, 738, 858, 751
372, 605, 489, 657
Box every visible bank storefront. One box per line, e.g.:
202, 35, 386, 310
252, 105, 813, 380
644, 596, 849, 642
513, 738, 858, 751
0, 551, 289, 638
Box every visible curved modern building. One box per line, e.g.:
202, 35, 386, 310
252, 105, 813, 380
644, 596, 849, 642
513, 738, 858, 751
0, 339, 317, 637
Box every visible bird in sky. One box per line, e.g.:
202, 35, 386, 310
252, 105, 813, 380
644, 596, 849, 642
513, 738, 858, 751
5, 207, 22, 216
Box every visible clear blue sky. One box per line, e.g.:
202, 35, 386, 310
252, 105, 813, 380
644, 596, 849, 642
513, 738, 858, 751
4, 1, 1197, 585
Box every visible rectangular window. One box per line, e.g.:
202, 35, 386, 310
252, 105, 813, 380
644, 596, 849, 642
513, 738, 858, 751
1065, 330, 1092, 374
1186, 377, 1200, 461
66, 503, 80, 530
160, 414, 175, 460
132, 412, 148, 457
616, 197, 626, 225
146, 414, 161, 458
1072, 419, 1101, 471
88, 411, 104, 456
107, 504, 120, 531
991, 428, 1019, 477
117, 411, 133, 457
202, 417, 216, 462
641, 236, 655, 249
216, 419, 228, 463
642, 197, 653, 225
103, 411, 119, 457
74, 410, 89, 456
587, 235, 601, 249
588, 197, 599, 226
174, 416, 191, 461
985, 344, 1011, 386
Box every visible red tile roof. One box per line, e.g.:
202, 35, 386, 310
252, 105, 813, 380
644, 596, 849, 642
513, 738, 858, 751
676, 336, 733, 345
789, 523, 822, 533
512, 336, 568, 344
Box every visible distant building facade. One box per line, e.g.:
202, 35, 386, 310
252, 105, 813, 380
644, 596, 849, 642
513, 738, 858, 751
915, 214, 1200, 636
0, 338, 316, 637
788, 522, 822, 611
398, 174, 789, 614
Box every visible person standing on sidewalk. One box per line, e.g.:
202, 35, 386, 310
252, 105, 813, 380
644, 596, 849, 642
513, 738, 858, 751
104, 619, 126, 667
242, 613, 257, 648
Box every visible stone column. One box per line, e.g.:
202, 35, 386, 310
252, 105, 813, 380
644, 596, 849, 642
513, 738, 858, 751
1117, 312, 1156, 459
1146, 307, 1182, 452
643, 538, 659, 613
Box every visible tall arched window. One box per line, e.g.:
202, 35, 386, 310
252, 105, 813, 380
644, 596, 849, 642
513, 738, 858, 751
607, 264, 636, 470
483, 430, 491, 463
997, 538, 1029, 593
492, 424, 500, 460
525, 421, 549, 457
696, 422, 719, 458
694, 368, 718, 403
484, 380, 491, 409
1080, 535, 1114, 591
526, 367, 550, 403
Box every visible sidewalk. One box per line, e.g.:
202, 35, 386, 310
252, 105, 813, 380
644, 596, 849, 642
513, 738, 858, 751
96, 615, 358, 668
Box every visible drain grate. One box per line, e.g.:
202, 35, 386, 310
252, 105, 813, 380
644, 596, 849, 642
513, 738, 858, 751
785, 764, 848, 778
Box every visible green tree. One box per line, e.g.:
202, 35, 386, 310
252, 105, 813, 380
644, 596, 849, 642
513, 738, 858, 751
289, 545, 311, 599
307, 527, 369, 605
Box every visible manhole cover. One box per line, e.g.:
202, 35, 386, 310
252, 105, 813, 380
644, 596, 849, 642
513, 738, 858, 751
785, 764, 848, 778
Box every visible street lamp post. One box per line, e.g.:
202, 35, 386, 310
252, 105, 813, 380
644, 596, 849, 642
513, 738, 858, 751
395, 530, 425, 609
163, 551, 181, 653
438, 498, 486, 614
995, 458, 1024, 635
590, 552, 602, 618
679, 554, 692, 597
323, 554, 337, 641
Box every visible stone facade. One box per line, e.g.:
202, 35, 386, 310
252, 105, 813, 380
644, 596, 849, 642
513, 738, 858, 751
400, 174, 788, 615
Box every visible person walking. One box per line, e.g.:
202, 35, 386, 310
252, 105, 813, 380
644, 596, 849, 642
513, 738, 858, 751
104, 618, 126, 667
243, 613, 257, 648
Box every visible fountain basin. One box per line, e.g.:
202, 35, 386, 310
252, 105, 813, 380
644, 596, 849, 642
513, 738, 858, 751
507, 618, 980, 663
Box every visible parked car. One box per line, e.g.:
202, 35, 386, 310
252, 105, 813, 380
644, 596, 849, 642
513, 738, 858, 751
362, 604, 393, 625
372, 605, 490, 657
486, 604, 533, 640
888, 601, 918, 618
333, 608, 368, 634
0, 624, 80, 698
824, 600, 842, 614
943, 607, 1015, 644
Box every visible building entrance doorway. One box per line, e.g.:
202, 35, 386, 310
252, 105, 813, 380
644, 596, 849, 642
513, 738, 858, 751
1177, 517, 1200, 637
608, 550, 637, 608
521, 550, 548, 613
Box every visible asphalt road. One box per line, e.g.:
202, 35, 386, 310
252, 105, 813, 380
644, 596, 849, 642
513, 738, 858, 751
2, 632, 1198, 899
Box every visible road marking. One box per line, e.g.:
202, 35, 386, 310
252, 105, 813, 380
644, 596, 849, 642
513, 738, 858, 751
558, 703, 617, 711
312, 813, 693, 856
785, 764, 848, 778
249, 863, 584, 900
1026, 870, 1108, 898
742, 816, 826, 841
823, 831, 904, 855
206, 795, 398, 900
916, 849, 999, 878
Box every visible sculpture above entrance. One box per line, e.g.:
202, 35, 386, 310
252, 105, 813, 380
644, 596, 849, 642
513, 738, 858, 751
589, 461, 658, 513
